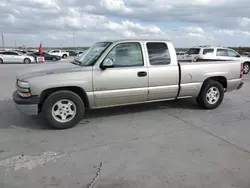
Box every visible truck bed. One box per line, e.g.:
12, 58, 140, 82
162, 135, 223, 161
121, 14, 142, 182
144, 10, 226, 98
177, 60, 242, 98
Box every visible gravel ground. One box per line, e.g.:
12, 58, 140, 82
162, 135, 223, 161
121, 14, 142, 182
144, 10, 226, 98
0, 62, 250, 188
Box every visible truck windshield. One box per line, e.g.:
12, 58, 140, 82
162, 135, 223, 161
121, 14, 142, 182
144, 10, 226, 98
72, 42, 112, 66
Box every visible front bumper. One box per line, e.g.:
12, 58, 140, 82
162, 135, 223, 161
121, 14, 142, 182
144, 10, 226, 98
237, 82, 244, 90
13, 91, 39, 115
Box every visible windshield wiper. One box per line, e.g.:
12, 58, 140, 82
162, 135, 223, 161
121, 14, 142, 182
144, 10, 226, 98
71, 59, 82, 66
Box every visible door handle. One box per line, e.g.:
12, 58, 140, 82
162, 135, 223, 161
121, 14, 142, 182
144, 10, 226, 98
137, 71, 147, 77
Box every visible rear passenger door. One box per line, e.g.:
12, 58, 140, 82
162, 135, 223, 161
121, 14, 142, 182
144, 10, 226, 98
1, 52, 14, 63
145, 42, 179, 101
202, 48, 215, 58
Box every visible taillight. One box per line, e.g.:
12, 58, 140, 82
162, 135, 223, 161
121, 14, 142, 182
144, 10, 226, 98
240, 63, 243, 78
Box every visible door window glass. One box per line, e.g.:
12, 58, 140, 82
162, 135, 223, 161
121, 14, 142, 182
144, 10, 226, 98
228, 50, 239, 57
216, 49, 229, 56
203, 49, 214, 56
105, 42, 143, 67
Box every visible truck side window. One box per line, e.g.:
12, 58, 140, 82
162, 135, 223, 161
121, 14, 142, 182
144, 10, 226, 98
203, 49, 214, 55
105, 42, 143, 67
146, 42, 171, 65
228, 50, 239, 57
216, 49, 229, 56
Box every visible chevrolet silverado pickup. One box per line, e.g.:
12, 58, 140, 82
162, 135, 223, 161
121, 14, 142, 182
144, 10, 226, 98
13, 39, 244, 129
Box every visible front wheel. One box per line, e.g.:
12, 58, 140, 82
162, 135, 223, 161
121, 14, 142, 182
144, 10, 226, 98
23, 58, 31, 64
42, 90, 85, 129
52, 57, 57, 61
0, 58, 3, 64
243, 62, 250, 74
196, 80, 224, 109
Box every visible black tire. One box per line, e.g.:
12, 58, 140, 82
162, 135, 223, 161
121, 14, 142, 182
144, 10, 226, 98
243, 62, 250, 74
62, 54, 67, 59
42, 90, 85, 129
52, 57, 57, 61
23, 58, 31, 64
0, 58, 3, 64
196, 80, 224, 109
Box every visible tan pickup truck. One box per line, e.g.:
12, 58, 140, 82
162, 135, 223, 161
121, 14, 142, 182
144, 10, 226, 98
13, 39, 244, 129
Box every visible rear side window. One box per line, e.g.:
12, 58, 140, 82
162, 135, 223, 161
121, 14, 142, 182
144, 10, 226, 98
1, 52, 12, 55
146, 42, 171, 65
186, 48, 200, 54
203, 49, 214, 55
216, 49, 229, 56
2, 52, 18, 55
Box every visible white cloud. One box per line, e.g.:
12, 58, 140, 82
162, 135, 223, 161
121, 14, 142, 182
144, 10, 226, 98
240, 17, 250, 27
182, 27, 204, 34
100, 0, 133, 13
214, 29, 235, 36
0, 0, 250, 47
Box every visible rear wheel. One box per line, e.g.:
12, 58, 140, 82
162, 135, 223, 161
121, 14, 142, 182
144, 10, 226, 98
23, 58, 31, 64
243, 62, 250, 74
0, 58, 3, 64
42, 90, 85, 129
62, 54, 67, 59
196, 80, 224, 109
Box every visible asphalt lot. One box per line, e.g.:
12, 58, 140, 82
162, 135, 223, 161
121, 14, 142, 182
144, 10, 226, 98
0, 61, 250, 188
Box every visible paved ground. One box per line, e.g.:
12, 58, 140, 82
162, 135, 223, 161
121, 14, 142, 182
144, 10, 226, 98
0, 62, 250, 188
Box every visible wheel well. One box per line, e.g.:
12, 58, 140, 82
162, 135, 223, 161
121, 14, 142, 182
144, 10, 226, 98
244, 61, 250, 65
38, 86, 90, 111
203, 76, 227, 89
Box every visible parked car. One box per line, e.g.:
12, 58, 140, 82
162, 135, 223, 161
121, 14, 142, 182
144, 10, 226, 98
14, 49, 27, 54
47, 50, 69, 59
28, 52, 61, 61
0, 51, 35, 64
13, 39, 244, 129
27, 50, 35, 53
176, 51, 185, 60
66, 50, 78, 56
184, 46, 250, 74
76, 51, 85, 57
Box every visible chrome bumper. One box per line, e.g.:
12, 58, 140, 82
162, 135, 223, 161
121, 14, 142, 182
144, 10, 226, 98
13, 91, 39, 115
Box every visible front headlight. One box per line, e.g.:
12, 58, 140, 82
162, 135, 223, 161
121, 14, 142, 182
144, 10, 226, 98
17, 80, 30, 88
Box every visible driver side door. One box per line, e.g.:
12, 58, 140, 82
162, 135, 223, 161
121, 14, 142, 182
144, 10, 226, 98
93, 42, 148, 108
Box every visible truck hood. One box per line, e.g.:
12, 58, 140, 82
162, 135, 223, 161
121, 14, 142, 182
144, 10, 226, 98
17, 63, 82, 81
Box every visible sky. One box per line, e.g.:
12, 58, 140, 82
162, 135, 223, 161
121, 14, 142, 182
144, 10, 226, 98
0, 0, 250, 47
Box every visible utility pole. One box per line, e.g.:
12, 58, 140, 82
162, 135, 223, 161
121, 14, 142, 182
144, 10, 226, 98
15, 40, 17, 48
73, 32, 75, 47
1, 33, 4, 50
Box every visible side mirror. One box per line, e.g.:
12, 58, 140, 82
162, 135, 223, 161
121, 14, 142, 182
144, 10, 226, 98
236, 55, 241, 57
100, 58, 114, 70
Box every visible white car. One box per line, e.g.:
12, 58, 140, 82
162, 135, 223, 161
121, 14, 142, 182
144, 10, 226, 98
184, 46, 250, 74
0, 51, 35, 64
47, 50, 69, 59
